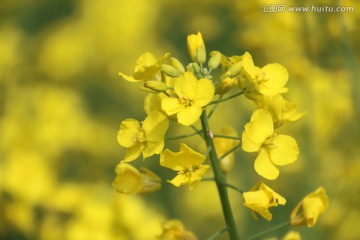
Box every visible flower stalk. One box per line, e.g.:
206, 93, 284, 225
200, 110, 240, 240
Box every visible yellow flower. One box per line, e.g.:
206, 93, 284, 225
254, 95, 306, 128
213, 126, 239, 173
119, 52, 170, 82
117, 111, 169, 162
159, 220, 198, 240
161, 71, 215, 126
283, 231, 302, 240
187, 32, 205, 62
291, 187, 329, 227
238, 52, 288, 97
243, 182, 286, 221
242, 109, 299, 180
112, 163, 161, 194
160, 143, 210, 191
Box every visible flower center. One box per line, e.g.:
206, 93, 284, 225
179, 98, 193, 107
132, 130, 146, 143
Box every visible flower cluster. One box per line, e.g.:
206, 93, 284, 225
114, 32, 329, 239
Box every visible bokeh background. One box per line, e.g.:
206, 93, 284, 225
1, 0, 359, 239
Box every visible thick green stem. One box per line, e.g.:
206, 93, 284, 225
200, 110, 240, 240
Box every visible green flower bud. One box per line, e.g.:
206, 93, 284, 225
144, 80, 168, 92
191, 63, 201, 73
196, 45, 206, 64
170, 57, 185, 73
208, 51, 222, 69
161, 64, 180, 78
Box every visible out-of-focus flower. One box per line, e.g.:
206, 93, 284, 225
158, 220, 198, 240
112, 163, 161, 194
283, 231, 302, 240
117, 111, 169, 162
242, 109, 299, 179
213, 126, 239, 173
119, 52, 170, 82
160, 143, 209, 191
254, 95, 306, 128
161, 71, 214, 126
187, 32, 205, 63
243, 182, 286, 221
215, 77, 234, 95
291, 187, 329, 227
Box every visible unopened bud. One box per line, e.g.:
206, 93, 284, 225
170, 57, 185, 73
191, 63, 201, 73
216, 77, 234, 95
208, 51, 222, 69
226, 61, 243, 77
161, 64, 180, 78
196, 45, 206, 64
144, 80, 168, 92
187, 32, 205, 62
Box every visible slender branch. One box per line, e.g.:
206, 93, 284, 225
219, 143, 242, 161
222, 182, 243, 194
245, 221, 290, 240
207, 227, 230, 240
207, 95, 223, 118
200, 110, 240, 240
165, 131, 200, 140
190, 125, 203, 138
213, 135, 242, 141
208, 91, 244, 105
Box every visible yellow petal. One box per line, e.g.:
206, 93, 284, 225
242, 52, 257, 80
142, 111, 169, 142
160, 143, 206, 171
270, 134, 299, 166
174, 72, 197, 100
144, 93, 165, 114
243, 190, 273, 221
254, 149, 279, 180
118, 72, 140, 82
260, 63, 288, 89
193, 78, 215, 106
187, 32, 205, 61
258, 85, 288, 97
302, 187, 329, 227
242, 109, 274, 152
123, 144, 143, 162
161, 98, 184, 116
112, 163, 143, 194
177, 105, 202, 126
168, 174, 187, 187
143, 141, 164, 158
117, 119, 141, 147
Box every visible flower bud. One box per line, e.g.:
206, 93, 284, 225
187, 32, 205, 62
208, 51, 222, 69
144, 80, 168, 92
196, 45, 206, 64
170, 57, 185, 73
190, 63, 201, 73
215, 77, 234, 95
161, 64, 180, 78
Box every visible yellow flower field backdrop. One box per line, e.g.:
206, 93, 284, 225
1, 0, 359, 239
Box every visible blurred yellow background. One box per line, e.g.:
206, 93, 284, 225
1, 0, 359, 239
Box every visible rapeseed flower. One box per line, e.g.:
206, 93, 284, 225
160, 143, 209, 190
112, 163, 161, 194
242, 109, 299, 179
117, 111, 169, 162
291, 187, 329, 227
161, 71, 214, 126
119, 52, 170, 82
159, 220, 198, 240
243, 182, 286, 221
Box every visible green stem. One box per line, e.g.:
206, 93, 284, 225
208, 91, 244, 105
200, 110, 240, 240
222, 182, 243, 194
245, 221, 290, 240
207, 95, 223, 118
165, 131, 201, 140
219, 143, 242, 161
213, 134, 242, 141
207, 227, 230, 240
